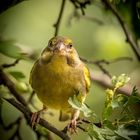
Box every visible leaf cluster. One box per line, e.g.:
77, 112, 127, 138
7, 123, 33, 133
69, 74, 140, 140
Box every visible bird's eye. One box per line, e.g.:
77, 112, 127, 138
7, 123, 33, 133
49, 39, 57, 47
49, 41, 53, 46
68, 43, 73, 49
52, 39, 57, 45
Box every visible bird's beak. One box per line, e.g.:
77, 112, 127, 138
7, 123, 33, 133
53, 42, 66, 54
56, 42, 65, 51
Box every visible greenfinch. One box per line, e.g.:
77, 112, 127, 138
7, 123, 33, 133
29, 36, 90, 131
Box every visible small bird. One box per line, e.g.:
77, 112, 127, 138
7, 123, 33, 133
29, 36, 90, 132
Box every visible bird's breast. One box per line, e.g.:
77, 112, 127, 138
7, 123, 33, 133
31, 55, 85, 110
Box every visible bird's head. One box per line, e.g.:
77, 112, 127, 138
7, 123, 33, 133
41, 36, 79, 60
48, 36, 74, 55
42, 36, 77, 56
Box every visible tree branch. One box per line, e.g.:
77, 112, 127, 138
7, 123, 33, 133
70, 0, 91, 15
81, 56, 133, 79
4, 98, 71, 140
1, 59, 20, 68
54, 0, 66, 36
101, 0, 140, 61
0, 69, 29, 109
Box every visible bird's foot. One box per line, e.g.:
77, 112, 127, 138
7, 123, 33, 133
30, 111, 41, 128
30, 106, 47, 128
68, 119, 78, 134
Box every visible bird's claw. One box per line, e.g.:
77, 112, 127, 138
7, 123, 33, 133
30, 112, 41, 128
68, 119, 78, 134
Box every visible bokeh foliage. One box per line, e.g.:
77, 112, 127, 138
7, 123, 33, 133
0, 0, 140, 140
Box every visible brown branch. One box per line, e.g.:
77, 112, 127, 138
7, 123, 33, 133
4, 98, 71, 140
1, 59, 20, 68
0, 69, 29, 109
101, 0, 140, 61
80, 56, 133, 65
70, 0, 91, 15
90, 69, 133, 96
81, 56, 133, 79
109, 56, 133, 63
67, 9, 104, 26
54, 0, 66, 36
62, 118, 102, 134
80, 57, 111, 78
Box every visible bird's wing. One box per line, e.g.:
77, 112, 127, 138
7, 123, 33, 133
75, 64, 91, 103
83, 65, 91, 93
29, 59, 39, 86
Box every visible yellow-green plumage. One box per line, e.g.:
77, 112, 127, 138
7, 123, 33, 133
30, 36, 90, 121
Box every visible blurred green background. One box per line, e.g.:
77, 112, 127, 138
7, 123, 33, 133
0, 0, 140, 140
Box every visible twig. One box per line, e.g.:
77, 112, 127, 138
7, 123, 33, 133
80, 56, 133, 65
81, 56, 133, 78
101, 0, 140, 61
62, 118, 102, 134
1, 59, 20, 68
0, 69, 29, 109
77, 125, 87, 132
81, 118, 102, 128
95, 63, 111, 78
4, 98, 71, 140
54, 0, 66, 36
67, 9, 104, 26
109, 56, 133, 63
80, 57, 111, 78
112, 120, 140, 126
70, 0, 91, 15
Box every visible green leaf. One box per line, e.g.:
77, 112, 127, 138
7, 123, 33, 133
102, 89, 114, 120
88, 124, 135, 140
68, 95, 96, 118
122, 87, 140, 111
87, 124, 106, 140
8, 71, 25, 80
103, 120, 116, 130
0, 40, 22, 58
114, 125, 137, 140
87, 124, 120, 140
103, 106, 112, 120
112, 99, 120, 109
112, 74, 130, 90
